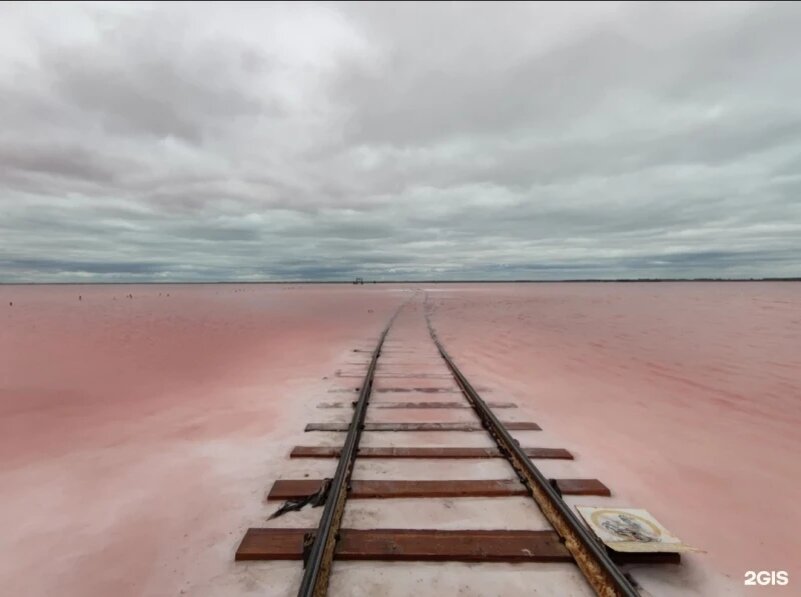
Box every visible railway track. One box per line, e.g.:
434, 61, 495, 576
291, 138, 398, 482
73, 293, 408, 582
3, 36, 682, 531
236, 294, 678, 596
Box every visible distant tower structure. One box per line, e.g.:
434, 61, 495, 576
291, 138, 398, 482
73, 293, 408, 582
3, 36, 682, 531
354, 277, 364, 285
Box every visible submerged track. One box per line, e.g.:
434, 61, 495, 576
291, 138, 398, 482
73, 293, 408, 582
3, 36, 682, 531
236, 292, 674, 596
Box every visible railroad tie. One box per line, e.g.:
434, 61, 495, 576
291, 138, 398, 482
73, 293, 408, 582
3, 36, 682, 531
236, 528, 680, 565
289, 446, 573, 459
267, 478, 611, 500
304, 421, 541, 432
316, 400, 518, 409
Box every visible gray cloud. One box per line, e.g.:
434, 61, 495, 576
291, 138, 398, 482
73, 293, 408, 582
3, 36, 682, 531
0, 1, 800, 282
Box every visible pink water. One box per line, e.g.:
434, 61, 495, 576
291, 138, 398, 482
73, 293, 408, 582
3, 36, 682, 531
0, 284, 402, 596
1, 282, 799, 595
429, 282, 801, 591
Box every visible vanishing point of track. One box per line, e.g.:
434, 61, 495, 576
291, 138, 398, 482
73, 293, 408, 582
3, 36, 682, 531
236, 292, 676, 596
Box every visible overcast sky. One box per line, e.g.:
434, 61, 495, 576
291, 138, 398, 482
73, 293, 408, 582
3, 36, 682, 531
1, 2, 800, 282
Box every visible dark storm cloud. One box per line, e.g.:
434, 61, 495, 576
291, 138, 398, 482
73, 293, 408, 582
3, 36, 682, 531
0, 1, 800, 282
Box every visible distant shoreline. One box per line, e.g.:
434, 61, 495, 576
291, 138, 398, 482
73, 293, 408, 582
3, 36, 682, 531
1, 278, 799, 286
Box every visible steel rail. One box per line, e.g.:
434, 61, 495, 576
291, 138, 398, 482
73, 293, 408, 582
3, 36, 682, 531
297, 305, 403, 597
424, 302, 640, 597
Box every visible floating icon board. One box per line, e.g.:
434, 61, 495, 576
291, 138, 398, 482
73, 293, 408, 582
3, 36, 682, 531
576, 506, 701, 553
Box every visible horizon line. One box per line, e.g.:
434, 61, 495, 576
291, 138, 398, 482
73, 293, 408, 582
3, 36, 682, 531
1, 277, 800, 285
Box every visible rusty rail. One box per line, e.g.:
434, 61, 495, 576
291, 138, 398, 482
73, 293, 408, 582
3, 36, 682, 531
424, 303, 640, 597
296, 306, 401, 597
